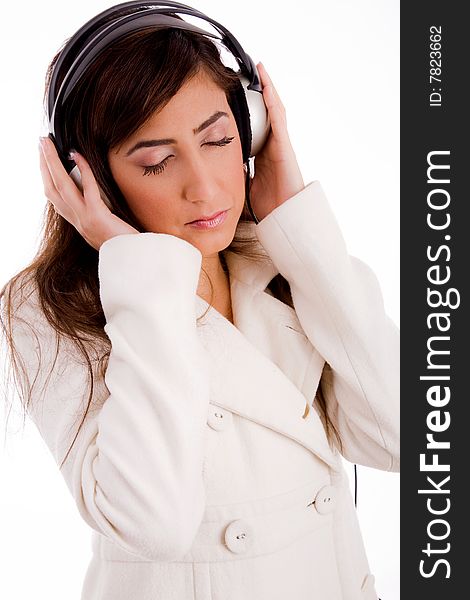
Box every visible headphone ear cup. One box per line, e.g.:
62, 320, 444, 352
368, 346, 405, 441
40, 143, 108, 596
69, 164, 114, 211
238, 73, 271, 157
227, 78, 252, 164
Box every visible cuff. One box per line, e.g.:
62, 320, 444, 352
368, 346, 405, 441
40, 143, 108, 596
98, 233, 203, 316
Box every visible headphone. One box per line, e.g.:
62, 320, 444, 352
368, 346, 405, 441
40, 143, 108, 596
46, 0, 271, 223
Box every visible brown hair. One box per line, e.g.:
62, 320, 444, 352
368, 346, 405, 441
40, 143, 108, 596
0, 25, 342, 471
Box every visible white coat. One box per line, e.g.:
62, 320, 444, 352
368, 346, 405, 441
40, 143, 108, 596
12, 180, 399, 600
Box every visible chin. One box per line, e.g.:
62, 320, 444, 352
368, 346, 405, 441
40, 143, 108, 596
187, 220, 237, 257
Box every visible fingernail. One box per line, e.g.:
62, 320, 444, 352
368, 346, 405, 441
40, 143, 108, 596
68, 149, 78, 161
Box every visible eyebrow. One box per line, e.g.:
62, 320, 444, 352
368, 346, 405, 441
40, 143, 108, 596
124, 110, 229, 157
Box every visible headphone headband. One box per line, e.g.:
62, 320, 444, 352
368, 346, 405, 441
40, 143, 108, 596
49, 1, 261, 133
53, 13, 219, 116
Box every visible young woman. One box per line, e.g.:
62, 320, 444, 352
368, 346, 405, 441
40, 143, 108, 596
0, 3, 399, 599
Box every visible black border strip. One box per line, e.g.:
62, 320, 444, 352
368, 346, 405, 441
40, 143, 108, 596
401, 2, 466, 596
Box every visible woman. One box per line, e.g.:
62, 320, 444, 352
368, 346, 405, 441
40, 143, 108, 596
0, 3, 399, 599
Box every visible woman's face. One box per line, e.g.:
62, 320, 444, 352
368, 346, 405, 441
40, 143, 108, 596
108, 69, 246, 259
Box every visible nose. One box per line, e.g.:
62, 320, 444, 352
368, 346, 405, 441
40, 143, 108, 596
181, 149, 219, 206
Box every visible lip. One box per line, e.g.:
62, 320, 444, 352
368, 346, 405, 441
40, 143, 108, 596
186, 209, 229, 229
187, 210, 227, 223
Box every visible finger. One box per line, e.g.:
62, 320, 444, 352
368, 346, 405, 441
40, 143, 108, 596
257, 63, 288, 141
257, 61, 286, 124
71, 151, 104, 207
38, 142, 59, 197
39, 144, 75, 221
257, 62, 285, 112
40, 137, 84, 203
257, 61, 271, 87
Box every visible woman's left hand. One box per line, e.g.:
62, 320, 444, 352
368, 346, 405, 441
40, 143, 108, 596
249, 62, 305, 222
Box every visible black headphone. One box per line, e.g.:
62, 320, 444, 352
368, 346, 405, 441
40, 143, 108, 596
46, 0, 271, 223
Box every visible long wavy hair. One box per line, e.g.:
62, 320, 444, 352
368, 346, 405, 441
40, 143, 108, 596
0, 24, 342, 470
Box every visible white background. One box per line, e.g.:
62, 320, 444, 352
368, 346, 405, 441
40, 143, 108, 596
0, 1, 400, 598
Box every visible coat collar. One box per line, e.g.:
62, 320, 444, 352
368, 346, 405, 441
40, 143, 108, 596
194, 223, 342, 473
223, 221, 279, 292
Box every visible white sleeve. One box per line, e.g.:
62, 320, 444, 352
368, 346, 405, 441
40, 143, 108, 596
254, 181, 400, 472
8, 232, 212, 560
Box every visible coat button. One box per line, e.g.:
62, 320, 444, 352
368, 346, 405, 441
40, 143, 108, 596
224, 519, 253, 554
313, 485, 337, 515
207, 406, 233, 431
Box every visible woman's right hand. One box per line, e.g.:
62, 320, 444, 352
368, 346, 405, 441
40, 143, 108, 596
39, 137, 139, 251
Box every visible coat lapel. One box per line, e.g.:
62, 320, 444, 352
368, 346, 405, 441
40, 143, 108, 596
194, 225, 341, 473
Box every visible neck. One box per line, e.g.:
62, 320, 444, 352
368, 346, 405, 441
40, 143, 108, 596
197, 252, 232, 321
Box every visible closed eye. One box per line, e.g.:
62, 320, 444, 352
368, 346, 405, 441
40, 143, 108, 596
142, 136, 235, 176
